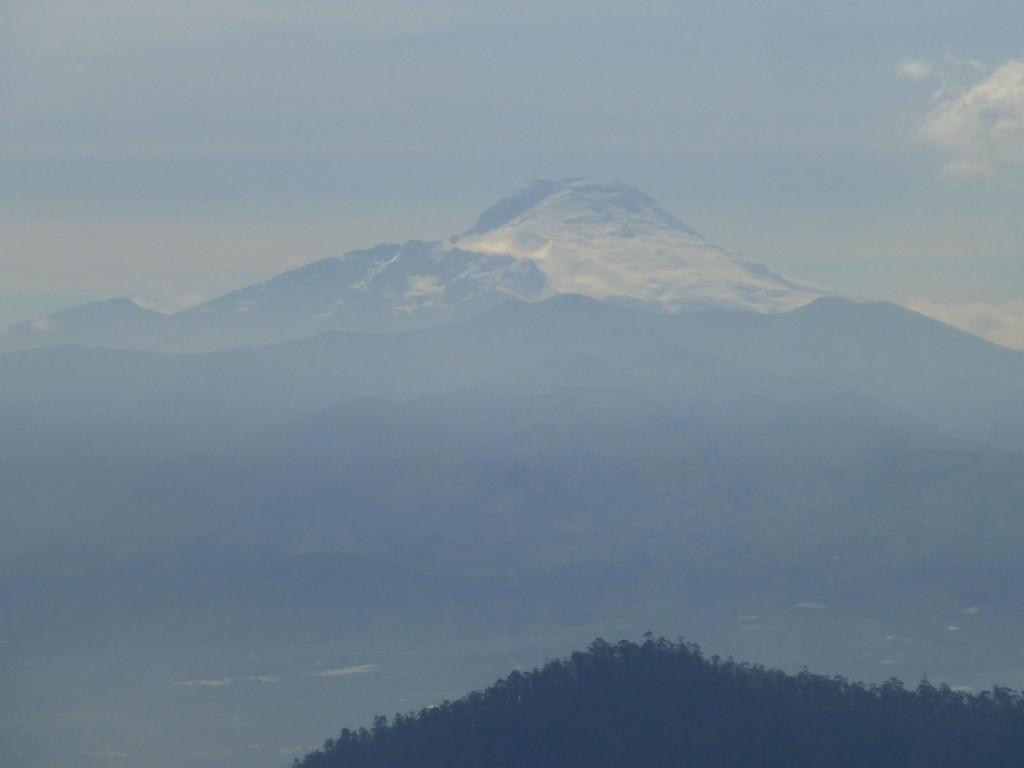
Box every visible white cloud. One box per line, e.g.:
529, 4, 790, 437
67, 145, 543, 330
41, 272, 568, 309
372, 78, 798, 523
897, 58, 933, 81
918, 59, 1024, 178
173, 677, 231, 688
134, 293, 205, 314
236, 675, 280, 684
910, 299, 1024, 349
172, 673, 280, 687
310, 664, 380, 678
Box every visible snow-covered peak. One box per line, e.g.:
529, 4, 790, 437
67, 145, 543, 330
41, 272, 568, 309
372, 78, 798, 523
463, 178, 702, 239
456, 178, 827, 313
0, 178, 834, 354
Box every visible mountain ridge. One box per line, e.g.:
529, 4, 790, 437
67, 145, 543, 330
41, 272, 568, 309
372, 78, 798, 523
1, 179, 830, 353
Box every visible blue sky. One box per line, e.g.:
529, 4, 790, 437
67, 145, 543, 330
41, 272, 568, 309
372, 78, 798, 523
2, 1, 1022, 344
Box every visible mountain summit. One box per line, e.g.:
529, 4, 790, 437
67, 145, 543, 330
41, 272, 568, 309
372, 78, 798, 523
457, 178, 824, 313
2, 179, 829, 352
464, 177, 702, 239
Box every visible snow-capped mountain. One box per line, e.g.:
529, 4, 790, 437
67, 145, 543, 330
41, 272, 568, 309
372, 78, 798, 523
457, 178, 825, 313
0, 178, 829, 352
170, 240, 547, 346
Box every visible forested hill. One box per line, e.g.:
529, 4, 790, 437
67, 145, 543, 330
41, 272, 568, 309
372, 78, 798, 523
295, 637, 1024, 768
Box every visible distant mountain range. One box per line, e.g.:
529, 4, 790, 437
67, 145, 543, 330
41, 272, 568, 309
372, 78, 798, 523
0, 178, 829, 353
3, 292, 1024, 767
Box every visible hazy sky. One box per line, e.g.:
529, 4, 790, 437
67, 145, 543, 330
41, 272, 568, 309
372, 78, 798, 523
2, 1, 1022, 343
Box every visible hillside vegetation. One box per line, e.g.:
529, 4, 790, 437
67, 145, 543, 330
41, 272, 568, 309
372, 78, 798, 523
297, 637, 1024, 768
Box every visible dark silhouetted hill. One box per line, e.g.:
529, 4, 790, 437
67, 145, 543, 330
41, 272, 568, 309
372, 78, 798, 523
296, 637, 1024, 768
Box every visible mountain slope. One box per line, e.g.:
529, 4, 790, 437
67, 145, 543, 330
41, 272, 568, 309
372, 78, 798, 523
0, 298, 168, 350
171, 240, 547, 345
665, 297, 1024, 447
